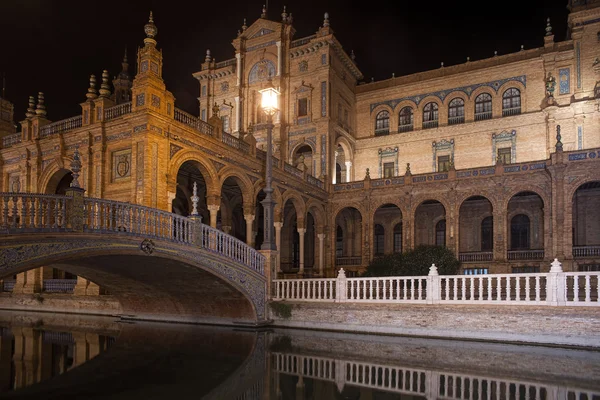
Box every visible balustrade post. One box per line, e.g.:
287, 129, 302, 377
546, 258, 566, 306
65, 188, 85, 232
259, 249, 278, 302
426, 264, 440, 304
335, 268, 347, 303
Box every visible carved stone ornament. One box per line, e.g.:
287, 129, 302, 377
140, 239, 155, 255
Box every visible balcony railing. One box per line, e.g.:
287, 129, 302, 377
459, 251, 493, 262
508, 249, 544, 260
0, 193, 68, 230
215, 58, 236, 69
104, 102, 132, 120
43, 279, 77, 293
174, 108, 214, 136
398, 124, 413, 133
2, 133, 21, 148
290, 35, 316, 48
475, 111, 492, 121
2, 280, 15, 292
374, 129, 389, 136
422, 120, 438, 129
39, 115, 82, 138
222, 132, 250, 153
448, 115, 465, 125
502, 107, 521, 117
573, 246, 600, 258
335, 256, 362, 266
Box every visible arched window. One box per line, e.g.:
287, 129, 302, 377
510, 214, 530, 250
481, 216, 493, 251
423, 102, 439, 129
394, 222, 403, 253
374, 224, 385, 256
398, 107, 413, 132
448, 98, 465, 125
436, 219, 446, 246
375, 111, 390, 136
502, 88, 521, 116
475, 93, 492, 120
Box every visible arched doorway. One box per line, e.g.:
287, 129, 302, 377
45, 169, 73, 195
335, 207, 363, 274
458, 196, 494, 262
572, 181, 600, 266
219, 177, 246, 242
172, 161, 208, 222
292, 144, 313, 175
507, 191, 544, 261
373, 204, 403, 256
414, 200, 446, 247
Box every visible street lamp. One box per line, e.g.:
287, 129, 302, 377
259, 84, 279, 250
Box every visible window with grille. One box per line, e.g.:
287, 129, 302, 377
423, 102, 438, 122
436, 219, 446, 246
475, 93, 492, 118
510, 214, 530, 250
437, 155, 450, 172
393, 223, 402, 253
448, 98, 465, 124
374, 224, 385, 256
375, 111, 390, 135
383, 162, 395, 178
336, 226, 343, 257
398, 107, 413, 131
497, 147, 511, 164
502, 88, 521, 115
481, 216, 493, 251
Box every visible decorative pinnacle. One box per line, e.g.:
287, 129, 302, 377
212, 102, 220, 117
520, 44, 524, 51
99, 70, 111, 98
261, 4, 267, 18
70, 147, 82, 188
35, 92, 47, 117
242, 18, 247, 31
282, 6, 288, 22
466, 56, 470, 62
494, 50, 498, 56
323, 12, 330, 27
406, 162, 411, 174
191, 182, 199, 216
86, 74, 98, 100
144, 11, 158, 39
123, 47, 128, 63
556, 124, 563, 151
350, 50, 356, 62
545, 17, 553, 36
205, 49, 212, 63
441, 62, 444, 67
26, 95, 36, 118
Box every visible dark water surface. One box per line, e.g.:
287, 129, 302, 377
0, 310, 598, 399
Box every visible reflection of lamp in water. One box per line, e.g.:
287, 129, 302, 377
258, 82, 279, 250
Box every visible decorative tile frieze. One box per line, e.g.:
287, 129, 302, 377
559, 68, 570, 95
133, 124, 147, 133
211, 160, 226, 172
107, 131, 132, 142
170, 144, 183, 159
151, 94, 161, 108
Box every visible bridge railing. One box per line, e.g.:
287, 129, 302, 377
0, 193, 68, 231
1, 192, 265, 275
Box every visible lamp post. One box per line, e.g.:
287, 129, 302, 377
259, 84, 279, 250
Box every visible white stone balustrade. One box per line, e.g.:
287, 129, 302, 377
273, 260, 600, 307
200, 224, 264, 274
0, 193, 68, 231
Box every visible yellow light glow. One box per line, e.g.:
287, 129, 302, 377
259, 86, 280, 115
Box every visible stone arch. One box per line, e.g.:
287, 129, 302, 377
281, 191, 306, 223
392, 99, 418, 113
38, 158, 74, 194
417, 95, 441, 111
443, 91, 468, 106
371, 104, 394, 135
369, 199, 407, 224
217, 167, 255, 209
506, 190, 546, 251
306, 200, 326, 232
168, 150, 219, 195
501, 186, 549, 212
456, 191, 499, 213
470, 86, 495, 101
458, 195, 495, 253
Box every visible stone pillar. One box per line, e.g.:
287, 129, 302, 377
13, 269, 42, 294
72, 332, 89, 367
235, 53, 242, 86
317, 233, 325, 276
274, 222, 283, 273
298, 228, 306, 275
333, 150, 338, 184
345, 161, 352, 182
295, 370, 305, 400
12, 327, 41, 389
259, 250, 278, 302
207, 205, 220, 229
276, 41, 282, 76
74, 276, 100, 296
244, 214, 255, 246
234, 96, 240, 133
86, 333, 101, 361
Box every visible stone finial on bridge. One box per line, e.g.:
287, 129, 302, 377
70, 147, 82, 188
191, 181, 199, 216
428, 264, 439, 276
550, 258, 563, 273
337, 268, 346, 279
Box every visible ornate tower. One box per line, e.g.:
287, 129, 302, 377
113, 49, 132, 104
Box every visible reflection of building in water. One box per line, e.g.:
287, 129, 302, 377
271, 352, 600, 399
0, 327, 114, 392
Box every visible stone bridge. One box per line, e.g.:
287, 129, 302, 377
0, 191, 268, 325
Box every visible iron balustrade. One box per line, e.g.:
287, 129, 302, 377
502, 107, 521, 117
573, 246, 600, 258
507, 249, 544, 260
39, 115, 82, 138
104, 102, 132, 120
2, 280, 15, 292
335, 256, 362, 266
475, 111, 492, 121
459, 251, 493, 262
422, 120, 439, 129
0, 193, 68, 231
398, 124, 413, 133
43, 279, 77, 293
448, 116, 465, 125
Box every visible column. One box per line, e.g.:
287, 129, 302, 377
234, 96, 240, 133
244, 214, 255, 246
345, 161, 352, 182
332, 150, 338, 184
274, 222, 283, 273
276, 41, 282, 76
298, 228, 306, 275
236, 53, 242, 86
13, 270, 42, 294
317, 233, 325, 275
208, 205, 220, 229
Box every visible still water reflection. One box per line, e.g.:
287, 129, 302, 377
0, 311, 597, 399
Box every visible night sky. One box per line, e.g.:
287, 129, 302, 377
0, 0, 570, 124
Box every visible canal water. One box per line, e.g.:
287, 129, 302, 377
0, 310, 598, 399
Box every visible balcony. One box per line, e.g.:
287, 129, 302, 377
459, 251, 493, 262
422, 120, 438, 129
507, 249, 544, 260
398, 124, 413, 133
374, 129, 389, 137
573, 246, 600, 258
335, 256, 362, 267
448, 116, 465, 125
475, 111, 492, 121
502, 107, 521, 117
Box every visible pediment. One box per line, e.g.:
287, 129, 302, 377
292, 81, 313, 94
243, 19, 281, 41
